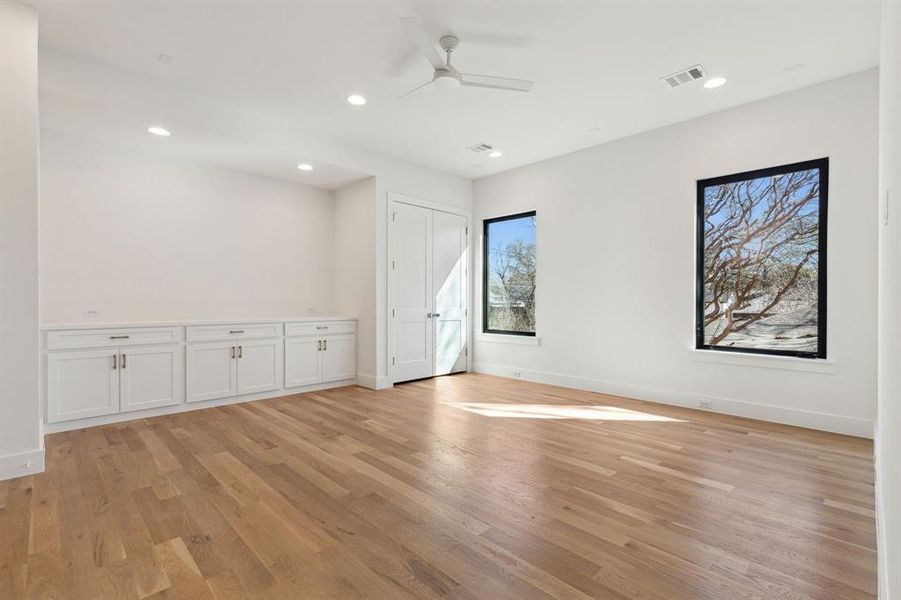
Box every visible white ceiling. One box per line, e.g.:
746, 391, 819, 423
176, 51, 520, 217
30, 1, 880, 185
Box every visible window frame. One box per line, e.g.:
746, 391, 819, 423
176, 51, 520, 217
695, 158, 829, 359
482, 210, 537, 337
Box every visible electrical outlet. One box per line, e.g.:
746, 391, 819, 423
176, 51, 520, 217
698, 399, 714, 410
512, 370, 521, 378
83, 309, 99, 319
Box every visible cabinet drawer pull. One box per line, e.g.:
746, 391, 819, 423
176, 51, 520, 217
112, 354, 117, 370
110, 335, 130, 339
316, 326, 328, 330
229, 330, 244, 334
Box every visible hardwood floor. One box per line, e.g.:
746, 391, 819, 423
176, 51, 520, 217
0, 373, 876, 599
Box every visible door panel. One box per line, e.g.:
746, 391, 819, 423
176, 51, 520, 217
321, 334, 356, 383
120, 345, 184, 412
394, 203, 434, 382
46, 349, 120, 422
433, 210, 468, 375
237, 339, 282, 395
285, 337, 321, 388
186, 342, 237, 403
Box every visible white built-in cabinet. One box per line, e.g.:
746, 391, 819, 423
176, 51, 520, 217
43, 318, 356, 429
45, 328, 184, 423
185, 326, 282, 403
285, 321, 356, 388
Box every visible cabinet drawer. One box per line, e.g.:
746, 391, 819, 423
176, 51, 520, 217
285, 320, 356, 337
46, 327, 183, 350
186, 323, 281, 342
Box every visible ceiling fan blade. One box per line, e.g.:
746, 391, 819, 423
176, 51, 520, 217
461, 73, 534, 92
399, 17, 446, 70
397, 79, 437, 100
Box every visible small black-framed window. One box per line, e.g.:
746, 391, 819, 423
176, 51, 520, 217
696, 158, 828, 359
483, 211, 536, 336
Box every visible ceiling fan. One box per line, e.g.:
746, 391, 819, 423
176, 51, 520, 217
397, 17, 534, 99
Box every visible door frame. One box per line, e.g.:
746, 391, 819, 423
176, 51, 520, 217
387, 192, 473, 386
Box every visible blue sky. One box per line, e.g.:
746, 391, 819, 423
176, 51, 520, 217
487, 215, 536, 271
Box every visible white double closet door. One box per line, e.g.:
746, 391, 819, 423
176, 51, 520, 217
393, 202, 468, 383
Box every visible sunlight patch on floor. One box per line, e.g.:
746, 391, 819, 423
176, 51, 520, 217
443, 402, 684, 421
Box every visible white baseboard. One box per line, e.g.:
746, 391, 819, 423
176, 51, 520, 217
356, 373, 393, 390
44, 378, 357, 434
0, 447, 45, 481
473, 362, 873, 438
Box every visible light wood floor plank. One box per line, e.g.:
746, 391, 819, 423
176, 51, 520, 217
0, 373, 876, 599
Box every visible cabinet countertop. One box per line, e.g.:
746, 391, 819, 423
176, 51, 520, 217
41, 316, 357, 331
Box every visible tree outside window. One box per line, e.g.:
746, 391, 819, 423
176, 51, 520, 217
696, 159, 828, 358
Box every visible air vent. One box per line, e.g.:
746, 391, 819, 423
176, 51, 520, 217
467, 142, 495, 154
661, 65, 705, 88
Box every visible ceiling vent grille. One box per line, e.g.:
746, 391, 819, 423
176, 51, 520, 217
661, 65, 705, 88
467, 142, 495, 154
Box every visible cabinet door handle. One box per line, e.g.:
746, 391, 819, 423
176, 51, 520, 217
121, 353, 127, 369
110, 335, 130, 340
318, 340, 322, 351
113, 354, 118, 370
238, 345, 243, 358
231, 346, 236, 359
323, 339, 328, 351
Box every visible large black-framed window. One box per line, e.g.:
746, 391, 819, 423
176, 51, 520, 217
696, 158, 828, 359
483, 211, 536, 336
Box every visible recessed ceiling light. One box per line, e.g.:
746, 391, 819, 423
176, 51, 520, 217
347, 94, 367, 106
297, 163, 314, 171
147, 126, 171, 136
488, 150, 503, 158
704, 77, 728, 89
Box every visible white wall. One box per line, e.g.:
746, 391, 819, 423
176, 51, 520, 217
877, 0, 901, 595
474, 70, 878, 437
333, 176, 377, 384
0, 1, 43, 480
40, 134, 336, 323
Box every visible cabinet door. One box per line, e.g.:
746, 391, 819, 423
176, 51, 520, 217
120, 345, 184, 412
186, 342, 237, 403
46, 349, 119, 423
321, 334, 356, 383
285, 337, 321, 388
236, 339, 282, 395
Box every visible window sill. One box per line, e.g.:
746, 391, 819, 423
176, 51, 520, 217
478, 333, 541, 346
688, 348, 836, 374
